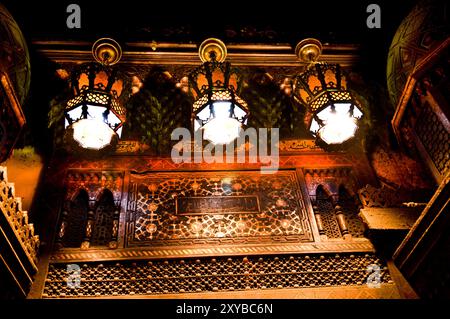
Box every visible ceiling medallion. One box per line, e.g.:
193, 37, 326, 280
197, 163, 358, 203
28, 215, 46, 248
92, 38, 122, 66
295, 38, 322, 64
198, 38, 227, 63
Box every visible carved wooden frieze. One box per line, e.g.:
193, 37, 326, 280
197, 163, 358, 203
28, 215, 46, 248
303, 167, 357, 199
59, 153, 370, 173
64, 170, 125, 204
357, 184, 425, 208
125, 170, 314, 247
37, 41, 360, 97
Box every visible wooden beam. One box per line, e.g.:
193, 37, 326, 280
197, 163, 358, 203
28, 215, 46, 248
32, 41, 360, 67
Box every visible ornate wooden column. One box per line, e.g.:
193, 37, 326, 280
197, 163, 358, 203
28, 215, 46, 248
109, 206, 120, 249
312, 205, 326, 238
54, 208, 68, 249
334, 205, 351, 240
81, 206, 95, 250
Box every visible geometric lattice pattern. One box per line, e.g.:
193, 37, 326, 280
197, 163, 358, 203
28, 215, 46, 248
90, 194, 115, 246
42, 252, 392, 298
339, 193, 366, 238
63, 191, 88, 248
66, 90, 125, 120
331, 91, 353, 103
86, 91, 109, 105
193, 89, 247, 113
127, 170, 313, 247
310, 93, 331, 112
415, 104, 450, 175
311, 186, 366, 239
310, 91, 354, 112
313, 197, 342, 239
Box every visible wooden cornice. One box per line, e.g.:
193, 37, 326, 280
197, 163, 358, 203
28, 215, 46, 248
32, 40, 360, 68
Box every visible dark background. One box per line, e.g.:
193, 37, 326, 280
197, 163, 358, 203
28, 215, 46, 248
2, 0, 418, 85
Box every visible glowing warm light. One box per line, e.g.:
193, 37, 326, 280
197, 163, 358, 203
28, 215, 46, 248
202, 116, 242, 145
71, 119, 115, 150
195, 101, 245, 145
311, 103, 362, 145
317, 114, 358, 144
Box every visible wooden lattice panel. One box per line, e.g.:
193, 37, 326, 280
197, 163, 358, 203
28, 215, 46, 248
415, 103, 450, 176
43, 252, 392, 298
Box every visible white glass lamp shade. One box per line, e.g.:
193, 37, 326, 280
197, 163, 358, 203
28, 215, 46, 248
202, 116, 242, 145
310, 103, 363, 145
71, 118, 116, 150
84, 105, 122, 129
65, 103, 123, 150
195, 101, 245, 145
65, 104, 122, 131
65, 106, 83, 128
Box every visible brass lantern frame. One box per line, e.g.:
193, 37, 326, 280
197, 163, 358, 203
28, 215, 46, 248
293, 39, 364, 147
63, 38, 127, 153
188, 38, 249, 141
65, 62, 126, 133
294, 63, 362, 128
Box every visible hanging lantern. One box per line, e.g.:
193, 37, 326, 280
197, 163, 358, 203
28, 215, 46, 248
64, 38, 125, 152
293, 38, 363, 146
189, 38, 249, 145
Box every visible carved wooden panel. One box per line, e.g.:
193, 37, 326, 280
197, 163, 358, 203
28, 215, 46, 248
415, 101, 450, 176
125, 170, 313, 247
62, 191, 89, 248
392, 39, 450, 184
